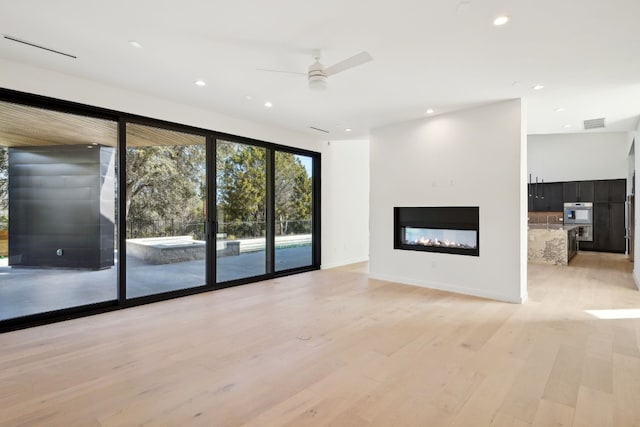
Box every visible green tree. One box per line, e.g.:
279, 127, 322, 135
291, 163, 312, 232
217, 143, 266, 238
275, 152, 312, 235
126, 144, 205, 235
216, 145, 312, 238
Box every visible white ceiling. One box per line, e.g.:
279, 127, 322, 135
1, 0, 639, 140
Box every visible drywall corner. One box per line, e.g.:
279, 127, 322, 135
321, 139, 370, 269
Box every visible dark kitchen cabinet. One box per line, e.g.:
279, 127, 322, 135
609, 202, 626, 252
563, 181, 578, 202
610, 180, 626, 202
529, 182, 563, 212
547, 183, 564, 211
563, 181, 594, 202
594, 181, 609, 203
579, 240, 594, 251
532, 191, 546, 212
545, 178, 627, 253
592, 201, 625, 253
593, 203, 609, 250
594, 179, 626, 203
581, 182, 594, 201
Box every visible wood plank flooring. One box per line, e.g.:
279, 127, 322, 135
1, 252, 639, 426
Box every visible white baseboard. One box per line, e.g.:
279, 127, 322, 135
634, 267, 640, 290
321, 257, 369, 270
368, 272, 526, 304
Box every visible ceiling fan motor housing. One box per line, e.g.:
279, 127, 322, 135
308, 62, 327, 90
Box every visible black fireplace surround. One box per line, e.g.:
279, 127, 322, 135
394, 206, 479, 256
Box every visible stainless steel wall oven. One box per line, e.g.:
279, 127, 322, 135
564, 202, 593, 242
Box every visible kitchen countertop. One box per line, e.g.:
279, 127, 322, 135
528, 224, 579, 231
528, 224, 579, 265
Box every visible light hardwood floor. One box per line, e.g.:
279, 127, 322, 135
1, 252, 639, 426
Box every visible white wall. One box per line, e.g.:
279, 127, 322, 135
321, 140, 370, 269
628, 142, 635, 196
369, 100, 527, 303
0, 58, 369, 270
632, 121, 640, 289
528, 133, 629, 182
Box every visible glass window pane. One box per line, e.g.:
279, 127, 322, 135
275, 152, 313, 271
0, 101, 118, 320
216, 140, 267, 282
125, 123, 206, 298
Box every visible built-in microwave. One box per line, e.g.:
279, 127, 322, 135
564, 202, 593, 225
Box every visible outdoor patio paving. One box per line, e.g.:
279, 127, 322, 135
0, 246, 312, 321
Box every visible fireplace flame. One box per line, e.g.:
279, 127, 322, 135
406, 236, 475, 249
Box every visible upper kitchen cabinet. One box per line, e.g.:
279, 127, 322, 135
547, 182, 564, 211
594, 179, 626, 203
611, 179, 627, 202
532, 192, 546, 211
563, 181, 594, 202
594, 181, 609, 202
609, 179, 627, 203
530, 182, 563, 211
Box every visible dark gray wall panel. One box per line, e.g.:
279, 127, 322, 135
8, 145, 115, 269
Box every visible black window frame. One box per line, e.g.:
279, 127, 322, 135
0, 88, 321, 332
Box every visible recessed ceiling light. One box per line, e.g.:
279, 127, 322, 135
563, 124, 572, 128
426, 109, 435, 114
493, 15, 510, 26
555, 107, 566, 112
345, 128, 352, 132
245, 95, 252, 100
532, 84, 544, 90
128, 40, 142, 49
195, 80, 206, 87
264, 101, 273, 108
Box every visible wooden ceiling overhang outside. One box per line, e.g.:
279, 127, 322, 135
0, 101, 205, 148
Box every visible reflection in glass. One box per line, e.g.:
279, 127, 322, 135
216, 140, 266, 282
0, 102, 118, 320
275, 152, 313, 271
125, 123, 206, 298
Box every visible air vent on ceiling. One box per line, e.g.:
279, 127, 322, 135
309, 126, 329, 134
3, 35, 77, 59
583, 117, 606, 130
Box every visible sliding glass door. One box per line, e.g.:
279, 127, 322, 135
215, 140, 267, 282
0, 101, 118, 321
0, 88, 320, 331
125, 123, 207, 298
274, 151, 314, 271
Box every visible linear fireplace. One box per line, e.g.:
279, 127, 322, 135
394, 206, 479, 256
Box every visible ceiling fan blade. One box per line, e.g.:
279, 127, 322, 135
324, 51, 373, 77
256, 68, 306, 76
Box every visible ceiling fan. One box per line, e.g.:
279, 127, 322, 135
257, 49, 373, 90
